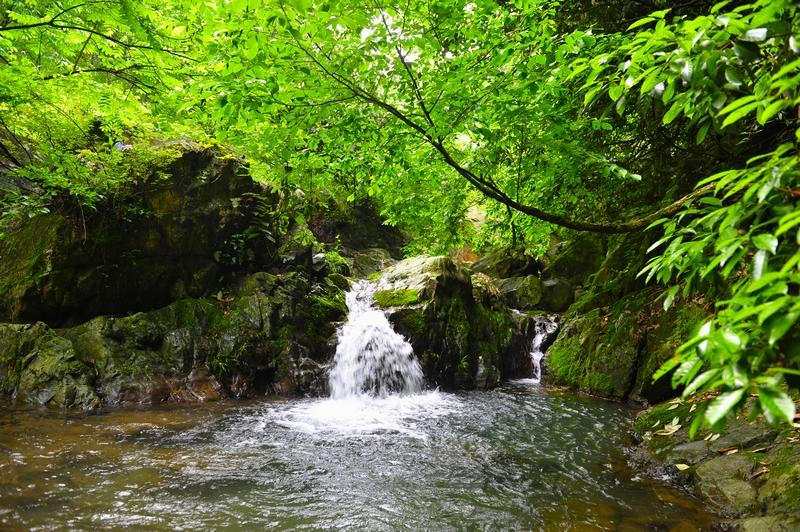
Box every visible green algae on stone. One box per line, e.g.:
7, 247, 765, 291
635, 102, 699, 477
373, 288, 421, 309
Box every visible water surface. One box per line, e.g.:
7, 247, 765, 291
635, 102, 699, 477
0, 385, 717, 530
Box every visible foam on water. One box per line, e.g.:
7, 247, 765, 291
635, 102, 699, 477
511, 314, 558, 385
328, 279, 424, 399
268, 391, 459, 439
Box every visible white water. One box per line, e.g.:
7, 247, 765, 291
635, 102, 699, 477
514, 315, 558, 385
270, 280, 446, 438
328, 280, 425, 399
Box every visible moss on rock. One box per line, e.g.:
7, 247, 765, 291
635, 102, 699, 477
373, 288, 421, 309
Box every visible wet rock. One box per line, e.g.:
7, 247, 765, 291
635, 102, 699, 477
375, 256, 538, 389
0, 268, 347, 408
0, 322, 100, 408
492, 276, 542, 310
539, 277, 575, 312
737, 514, 800, 532
661, 440, 712, 465
632, 400, 800, 526
695, 455, 757, 516
0, 142, 269, 326
548, 286, 709, 402
186, 367, 223, 401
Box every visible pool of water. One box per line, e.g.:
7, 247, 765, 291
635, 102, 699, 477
0, 384, 718, 530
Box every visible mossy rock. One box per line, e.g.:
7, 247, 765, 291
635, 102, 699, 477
543, 232, 607, 285
471, 247, 540, 278
632, 300, 710, 403
0, 142, 265, 326
350, 248, 396, 278
492, 276, 542, 310
547, 290, 653, 399
7, 324, 100, 408
373, 288, 421, 309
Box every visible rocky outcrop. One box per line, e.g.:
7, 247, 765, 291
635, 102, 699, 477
372, 256, 539, 389
0, 271, 346, 408
544, 231, 710, 403
546, 288, 709, 402
0, 141, 361, 408
630, 399, 800, 529
0, 141, 273, 326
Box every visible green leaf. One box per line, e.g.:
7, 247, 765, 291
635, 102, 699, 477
740, 28, 767, 42
627, 17, 655, 31
683, 368, 722, 397
663, 100, 684, 125
722, 102, 759, 128
705, 388, 745, 426
663, 285, 679, 311
757, 100, 787, 125
696, 122, 711, 144
244, 34, 259, 60
752, 233, 779, 254
766, 312, 799, 345
753, 249, 768, 280
757, 387, 796, 424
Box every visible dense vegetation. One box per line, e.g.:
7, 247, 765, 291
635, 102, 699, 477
1, 0, 798, 430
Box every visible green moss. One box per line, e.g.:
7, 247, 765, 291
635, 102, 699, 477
0, 214, 63, 320
324, 250, 351, 275
373, 288, 421, 308
391, 307, 426, 339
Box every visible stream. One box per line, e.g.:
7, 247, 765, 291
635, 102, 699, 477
0, 387, 717, 530
0, 281, 719, 530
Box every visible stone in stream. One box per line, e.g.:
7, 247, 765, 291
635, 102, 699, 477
372, 255, 543, 389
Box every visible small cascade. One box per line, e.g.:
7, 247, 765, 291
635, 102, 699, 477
328, 280, 424, 398
526, 315, 559, 384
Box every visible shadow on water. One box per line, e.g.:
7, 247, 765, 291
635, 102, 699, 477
0, 385, 719, 530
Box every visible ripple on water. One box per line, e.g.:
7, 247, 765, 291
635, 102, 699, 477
0, 386, 719, 530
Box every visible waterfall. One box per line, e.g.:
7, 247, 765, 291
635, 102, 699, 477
519, 315, 559, 385
328, 280, 424, 399
530, 315, 558, 383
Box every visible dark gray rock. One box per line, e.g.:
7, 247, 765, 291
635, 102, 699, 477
493, 276, 543, 309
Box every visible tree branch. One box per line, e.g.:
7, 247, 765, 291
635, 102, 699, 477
279, 7, 715, 233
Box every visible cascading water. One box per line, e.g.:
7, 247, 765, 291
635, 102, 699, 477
516, 315, 559, 385
328, 280, 424, 398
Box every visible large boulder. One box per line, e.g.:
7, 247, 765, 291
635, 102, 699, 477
350, 247, 396, 278
471, 247, 540, 279
0, 141, 272, 326
372, 256, 539, 389
539, 277, 575, 312
492, 276, 543, 309
547, 288, 709, 402
0, 270, 347, 408
542, 232, 606, 285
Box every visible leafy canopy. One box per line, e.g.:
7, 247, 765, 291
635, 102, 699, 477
1, 0, 798, 428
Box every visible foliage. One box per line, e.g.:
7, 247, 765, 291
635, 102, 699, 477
1, 0, 798, 430
575, 0, 799, 432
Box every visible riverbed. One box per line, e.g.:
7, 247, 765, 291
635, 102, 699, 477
0, 384, 717, 530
